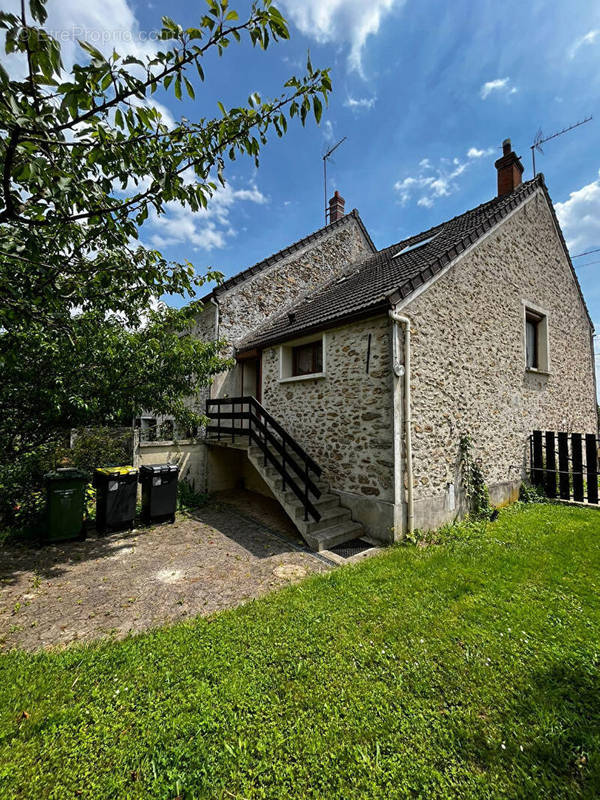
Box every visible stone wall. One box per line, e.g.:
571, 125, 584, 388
177, 215, 373, 497
197, 216, 373, 399
261, 315, 395, 540
401, 188, 597, 529
218, 218, 371, 348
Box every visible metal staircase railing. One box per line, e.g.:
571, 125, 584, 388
205, 396, 322, 522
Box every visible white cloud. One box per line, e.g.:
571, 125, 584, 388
2, 0, 158, 79
394, 149, 493, 208
467, 146, 495, 159
569, 29, 599, 59
278, 0, 403, 75
555, 171, 600, 254
344, 95, 376, 111
146, 180, 268, 253
323, 120, 335, 144
46, 0, 158, 66
480, 77, 518, 100
3, 1, 176, 136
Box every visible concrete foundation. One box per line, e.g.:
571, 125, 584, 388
412, 478, 522, 531
331, 489, 395, 544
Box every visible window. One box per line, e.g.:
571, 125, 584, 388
292, 341, 323, 377
140, 417, 157, 442
159, 419, 174, 441
525, 311, 541, 369
393, 231, 441, 258
524, 305, 549, 373
279, 335, 326, 382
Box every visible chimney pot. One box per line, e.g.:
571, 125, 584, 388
328, 190, 345, 222
494, 137, 524, 197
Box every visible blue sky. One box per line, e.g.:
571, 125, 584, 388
5, 0, 600, 378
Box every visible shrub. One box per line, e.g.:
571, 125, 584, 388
0, 428, 132, 537
519, 481, 547, 504
60, 427, 133, 474
177, 480, 207, 512
459, 433, 494, 520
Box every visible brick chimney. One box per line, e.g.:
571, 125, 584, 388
494, 138, 524, 196
328, 190, 345, 222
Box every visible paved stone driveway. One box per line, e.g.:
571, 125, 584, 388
0, 500, 330, 652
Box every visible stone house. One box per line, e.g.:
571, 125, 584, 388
138, 140, 597, 551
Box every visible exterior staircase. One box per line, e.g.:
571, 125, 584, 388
206, 396, 365, 552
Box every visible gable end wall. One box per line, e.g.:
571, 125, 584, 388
211, 217, 373, 397
402, 190, 596, 529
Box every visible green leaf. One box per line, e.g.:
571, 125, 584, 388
29, 0, 48, 24
78, 40, 105, 63
184, 77, 195, 99
313, 96, 322, 123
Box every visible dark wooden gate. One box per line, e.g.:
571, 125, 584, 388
530, 430, 599, 504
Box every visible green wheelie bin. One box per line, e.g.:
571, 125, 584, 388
43, 468, 88, 543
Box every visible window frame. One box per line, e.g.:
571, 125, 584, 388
278, 334, 326, 383
522, 302, 550, 374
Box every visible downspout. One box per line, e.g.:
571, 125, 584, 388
208, 296, 220, 400
389, 310, 414, 536
210, 296, 220, 340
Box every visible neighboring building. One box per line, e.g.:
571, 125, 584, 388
137, 140, 597, 550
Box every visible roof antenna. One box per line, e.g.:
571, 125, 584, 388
530, 115, 592, 176
323, 136, 347, 224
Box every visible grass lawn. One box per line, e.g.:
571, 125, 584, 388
1, 503, 600, 799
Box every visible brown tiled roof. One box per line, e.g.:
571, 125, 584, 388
238, 175, 592, 351
196, 209, 376, 304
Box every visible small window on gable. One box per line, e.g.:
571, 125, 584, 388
292, 340, 323, 377
524, 306, 549, 373
525, 311, 540, 369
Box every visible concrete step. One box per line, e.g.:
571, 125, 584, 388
297, 505, 351, 535
256, 463, 328, 495
291, 493, 339, 518
304, 520, 365, 552
247, 443, 366, 552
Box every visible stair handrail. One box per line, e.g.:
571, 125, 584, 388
206, 395, 323, 521
206, 396, 322, 477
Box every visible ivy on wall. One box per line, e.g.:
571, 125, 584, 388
459, 434, 494, 520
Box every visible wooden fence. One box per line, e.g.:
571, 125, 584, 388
530, 430, 599, 504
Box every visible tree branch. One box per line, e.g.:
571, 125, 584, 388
44, 19, 255, 135
3, 83, 314, 227
20, 0, 40, 114
0, 126, 21, 222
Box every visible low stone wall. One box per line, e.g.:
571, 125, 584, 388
133, 439, 207, 493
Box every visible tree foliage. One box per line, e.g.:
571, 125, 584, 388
0, 0, 330, 505
0, 0, 331, 329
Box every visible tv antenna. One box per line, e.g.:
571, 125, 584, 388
323, 136, 347, 224
530, 115, 592, 176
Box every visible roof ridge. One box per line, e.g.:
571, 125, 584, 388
387, 176, 543, 304
196, 208, 376, 305
380, 176, 540, 259
238, 176, 549, 352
